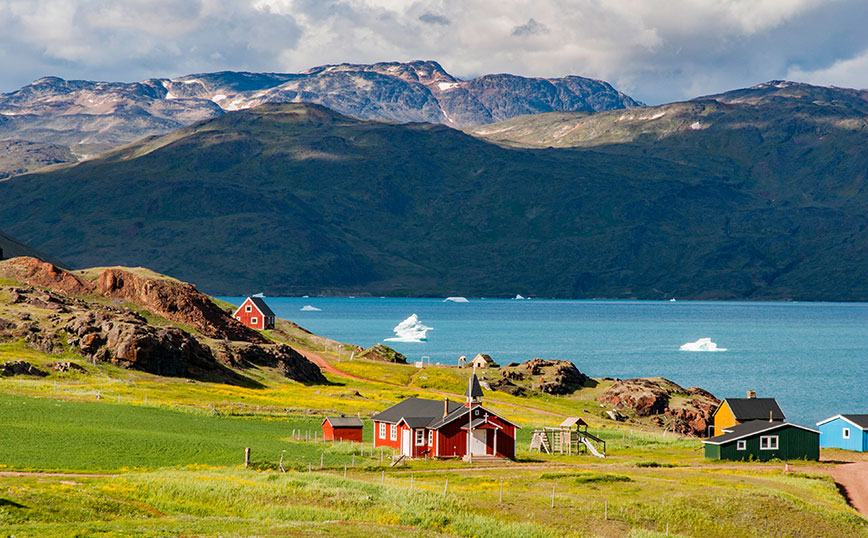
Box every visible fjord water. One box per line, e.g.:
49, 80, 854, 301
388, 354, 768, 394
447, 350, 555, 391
221, 298, 868, 426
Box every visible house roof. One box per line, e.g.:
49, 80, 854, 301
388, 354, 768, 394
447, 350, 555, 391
461, 417, 503, 430
716, 398, 785, 421
466, 373, 484, 399
428, 404, 520, 430
816, 414, 868, 430
323, 416, 363, 428
248, 296, 275, 317
371, 397, 464, 425
560, 417, 588, 428
702, 420, 819, 445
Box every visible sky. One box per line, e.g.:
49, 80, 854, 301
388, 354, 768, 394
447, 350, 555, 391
2, 0, 868, 105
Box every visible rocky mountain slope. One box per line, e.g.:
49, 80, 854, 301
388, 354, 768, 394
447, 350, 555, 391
0, 61, 639, 162
0, 229, 63, 266
0, 257, 326, 385
4, 81, 868, 299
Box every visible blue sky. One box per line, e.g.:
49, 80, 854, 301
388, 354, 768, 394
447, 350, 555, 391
2, 0, 867, 104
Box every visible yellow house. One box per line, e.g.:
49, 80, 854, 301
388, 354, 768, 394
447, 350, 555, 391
711, 391, 785, 436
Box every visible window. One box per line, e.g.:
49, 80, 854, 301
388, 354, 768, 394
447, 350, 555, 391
736, 440, 746, 451
245, 305, 252, 312
416, 429, 425, 445
428, 430, 434, 446
235, 316, 240, 321
251, 317, 258, 324
843, 428, 851, 439
760, 435, 778, 450
379, 423, 386, 439
390, 424, 397, 441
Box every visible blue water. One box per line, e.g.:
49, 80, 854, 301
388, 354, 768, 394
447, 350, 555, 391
219, 297, 868, 426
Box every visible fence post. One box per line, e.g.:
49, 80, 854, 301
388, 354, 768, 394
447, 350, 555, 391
320, 452, 324, 469
500, 479, 503, 502
382, 470, 385, 485
551, 485, 555, 508
344, 465, 347, 479
443, 477, 448, 496
605, 500, 608, 520
244, 447, 251, 468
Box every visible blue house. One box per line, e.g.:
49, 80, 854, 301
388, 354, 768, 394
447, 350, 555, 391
816, 415, 868, 452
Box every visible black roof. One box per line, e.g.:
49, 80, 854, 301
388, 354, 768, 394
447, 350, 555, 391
842, 415, 868, 429
703, 420, 819, 445
323, 416, 363, 427
466, 373, 484, 399
718, 398, 785, 421
371, 397, 464, 425
248, 297, 275, 317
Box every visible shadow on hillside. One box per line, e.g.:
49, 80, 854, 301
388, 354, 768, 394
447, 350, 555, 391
0, 498, 26, 509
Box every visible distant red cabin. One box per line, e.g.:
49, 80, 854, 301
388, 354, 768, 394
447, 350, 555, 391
371, 374, 518, 460
233, 297, 275, 330
322, 416, 364, 442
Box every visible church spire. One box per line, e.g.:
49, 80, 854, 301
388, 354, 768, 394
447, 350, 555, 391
465, 369, 484, 406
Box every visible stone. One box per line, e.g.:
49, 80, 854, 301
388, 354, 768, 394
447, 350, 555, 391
1, 361, 48, 377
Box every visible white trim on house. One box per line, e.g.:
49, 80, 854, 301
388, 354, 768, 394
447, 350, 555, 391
390, 424, 397, 441
702, 422, 820, 445
736, 440, 746, 450
760, 435, 779, 450
817, 414, 868, 430
843, 428, 851, 439
379, 423, 386, 439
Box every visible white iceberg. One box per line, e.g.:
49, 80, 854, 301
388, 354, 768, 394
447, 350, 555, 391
300, 305, 322, 312
513, 294, 526, 300
385, 314, 432, 343
443, 296, 469, 303
680, 338, 727, 352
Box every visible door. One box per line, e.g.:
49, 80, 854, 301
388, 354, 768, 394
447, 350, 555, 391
471, 429, 487, 455
402, 428, 412, 457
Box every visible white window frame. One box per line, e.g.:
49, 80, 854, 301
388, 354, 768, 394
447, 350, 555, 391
235, 316, 241, 321
416, 429, 425, 446
390, 424, 397, 441
246, 305, 252, 312
736, 440, 746, 451
379, 423, 386, 439
251, 317, 258, 325
843, 427, 851, 439
760, 435, 778, 450
428, 430, 434, 446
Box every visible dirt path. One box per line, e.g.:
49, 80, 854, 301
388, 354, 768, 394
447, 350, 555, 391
829, 462, 868, 516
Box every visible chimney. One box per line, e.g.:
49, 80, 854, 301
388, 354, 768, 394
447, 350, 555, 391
770, 410, 773, 422
443, 398, 449, 417
747, 390, 756, 399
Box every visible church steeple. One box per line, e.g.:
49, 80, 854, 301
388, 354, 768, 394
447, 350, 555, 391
465, 370, 483, 407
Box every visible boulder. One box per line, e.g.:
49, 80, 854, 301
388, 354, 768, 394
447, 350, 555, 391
0, 257, 93, 295
1, 361, 48, 377
356, 344, 407, 363
48, 361, 86, 373
498, 358, 589, 395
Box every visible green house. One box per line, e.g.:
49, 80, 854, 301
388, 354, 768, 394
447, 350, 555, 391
702, 421, 820, 461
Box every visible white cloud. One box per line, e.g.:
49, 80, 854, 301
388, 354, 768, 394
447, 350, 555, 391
1, 0, 867, 104
786, 49, 868, 90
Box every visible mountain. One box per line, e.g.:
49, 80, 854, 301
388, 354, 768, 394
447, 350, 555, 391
0, 139, 75, 178
0, 61, 640, 159
4, 86, 868, 300
0, 228, 63, 266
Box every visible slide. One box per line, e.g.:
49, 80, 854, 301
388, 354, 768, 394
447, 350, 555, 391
581, 437, 605, 458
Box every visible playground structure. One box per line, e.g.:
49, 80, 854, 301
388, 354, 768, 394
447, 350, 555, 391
530, 417, 606, 458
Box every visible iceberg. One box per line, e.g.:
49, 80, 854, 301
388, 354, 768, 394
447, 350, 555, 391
680, 338, 727, 352
444, 296, 469, 303
513, 294, 526, 300
253, 292, 266, 298
385, 314, 432, 343
300, 305, 322, 312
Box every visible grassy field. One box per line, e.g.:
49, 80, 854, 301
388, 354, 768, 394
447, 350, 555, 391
2, 331, 867, 536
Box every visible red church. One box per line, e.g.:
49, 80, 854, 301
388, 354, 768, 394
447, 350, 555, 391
371, 373, 518, 460
233, 296, 276, 330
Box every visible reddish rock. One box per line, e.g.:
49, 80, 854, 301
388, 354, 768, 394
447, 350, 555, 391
498, 358, 589, 395
96, 269, 266, 343
0, 257, 93, 295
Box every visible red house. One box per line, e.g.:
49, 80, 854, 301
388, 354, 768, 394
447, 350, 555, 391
233, 297, 275, 330
371, 373, 518, 460
322, 416, 364, 442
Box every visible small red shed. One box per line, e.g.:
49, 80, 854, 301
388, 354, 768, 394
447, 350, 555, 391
233, 297, 276, 330
322, 416, 364, 442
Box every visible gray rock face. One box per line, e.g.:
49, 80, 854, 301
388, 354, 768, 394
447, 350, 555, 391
0, 61, 640, 157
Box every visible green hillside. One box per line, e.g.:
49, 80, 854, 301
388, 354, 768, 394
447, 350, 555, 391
3, 91, 868, 299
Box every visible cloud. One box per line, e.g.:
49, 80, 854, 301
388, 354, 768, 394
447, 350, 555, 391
418, 12, 449, 25
1, 0, 867, 105
512, 18, 548, 37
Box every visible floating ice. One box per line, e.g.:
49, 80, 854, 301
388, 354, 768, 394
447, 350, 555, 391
513, 294, 526, 300
680, 338, 727, 352
385, 314, 432, 343
253, 292, 266, 298
444, 296, 469, 303
300, 305, 321, 312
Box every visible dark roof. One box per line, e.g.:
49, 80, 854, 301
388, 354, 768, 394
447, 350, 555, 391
461, 417, 503, 430
371, 397, 463, 425
718, 398, 785, 421
703, 420, 819, 445
817, 414, 868, 429
323, 416, 363, 427
466, 374, 484, 399
248, 296, 275, 317
429, 404, 520, 430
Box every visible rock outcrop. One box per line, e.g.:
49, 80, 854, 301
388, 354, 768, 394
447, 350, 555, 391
496, 358, 590, 395
217, 343, 327, 385
0, 257, 92, 295
356, 344, 406, 364
1, 360, 48, 377
97, 269, 265, 343
599, 378, 719, 436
